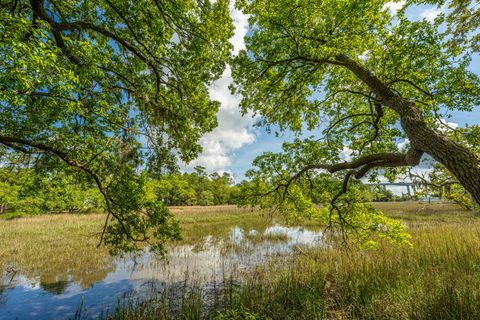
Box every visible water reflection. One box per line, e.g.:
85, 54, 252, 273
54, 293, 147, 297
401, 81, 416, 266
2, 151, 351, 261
0, 225, 324, 319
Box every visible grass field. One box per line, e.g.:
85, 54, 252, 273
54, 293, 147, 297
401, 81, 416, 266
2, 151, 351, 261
218, 202, 480, 320
112, 202, 480, 320
0, 206, 267, 289
1, 202, 480, 319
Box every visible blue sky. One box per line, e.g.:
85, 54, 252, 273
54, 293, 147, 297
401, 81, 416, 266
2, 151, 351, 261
183, 1, 480, 185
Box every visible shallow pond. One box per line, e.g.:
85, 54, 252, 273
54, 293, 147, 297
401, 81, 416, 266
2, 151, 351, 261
0, 223, 324, 319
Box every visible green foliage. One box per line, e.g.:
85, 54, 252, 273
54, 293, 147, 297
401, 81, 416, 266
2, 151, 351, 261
145, 170, 238, 206
0, 170, 20, 211
231, 0, 479, 244
0, 167, 102, 214
236, 139, 411, 246
216, 306, 270, 320
414, 0, 480, 52
232, 0, 479, 137
372, 186, 397, 202
0, 0, 233, 253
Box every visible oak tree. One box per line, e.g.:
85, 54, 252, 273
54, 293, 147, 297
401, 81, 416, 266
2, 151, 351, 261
232, 0, 480, 244
0, 0, 233, 253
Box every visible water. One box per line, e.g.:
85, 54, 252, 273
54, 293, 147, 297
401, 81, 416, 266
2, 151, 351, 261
0, 225, 324, 319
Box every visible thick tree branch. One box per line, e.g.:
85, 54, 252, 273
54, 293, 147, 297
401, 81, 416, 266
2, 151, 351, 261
29, 0, 81, 64
333, 54, 405, 110
0, 135, 147, 245
268, 148, 424, 203
387, 79, 433, 97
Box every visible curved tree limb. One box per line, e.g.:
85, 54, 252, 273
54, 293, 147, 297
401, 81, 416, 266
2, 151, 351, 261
0, 135, 148, 245
28, 0, 171, 101
266, 148, 424, 204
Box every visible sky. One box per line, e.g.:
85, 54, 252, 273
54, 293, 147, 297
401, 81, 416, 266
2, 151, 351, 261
182, 1, 480, 194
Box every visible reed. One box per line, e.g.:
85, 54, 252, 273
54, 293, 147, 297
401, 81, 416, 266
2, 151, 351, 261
2, 202, 479, 319
218, 204, 480, 319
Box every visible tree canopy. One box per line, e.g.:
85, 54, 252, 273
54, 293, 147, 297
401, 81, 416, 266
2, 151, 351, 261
1, 0, 479, 251
0, 166, 238, 217
0, 0, 233, 253
232, 0, 480, 245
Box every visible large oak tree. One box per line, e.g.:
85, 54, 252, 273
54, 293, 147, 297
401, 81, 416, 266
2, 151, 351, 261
0, 0, 233, 253
232, 0, 480, 243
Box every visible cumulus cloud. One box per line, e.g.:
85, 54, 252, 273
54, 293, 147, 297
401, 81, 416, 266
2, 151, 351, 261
339, 146, 353, 161
397, 138, 410, 152
420, 6, 444, 22
183, 2, 255, 173
383, 1, 406, 15
436, 118, 458, 133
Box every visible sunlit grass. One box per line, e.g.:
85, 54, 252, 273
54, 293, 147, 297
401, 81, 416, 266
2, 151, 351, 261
246, 231, 289, 242
0, 206, 270, 288
2, 202, 480, 319
216, 202, 480, 319
110, 202, 480, 319
0, 213, 112, 288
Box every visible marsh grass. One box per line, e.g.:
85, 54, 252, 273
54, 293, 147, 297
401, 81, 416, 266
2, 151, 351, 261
0, 206, 271, 289
215, 203, 480, 319
0, 213, 113, 288
3, 203, 480, 319
178, 207, 273, 244
103, 202, 480, 319
170, 206, 253, 217
246, 231, 289, 243
109, 290, 204, 320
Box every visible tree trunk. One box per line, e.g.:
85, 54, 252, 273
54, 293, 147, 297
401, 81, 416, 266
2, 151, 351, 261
399, 105, 480, 205
336, 54, 480, 205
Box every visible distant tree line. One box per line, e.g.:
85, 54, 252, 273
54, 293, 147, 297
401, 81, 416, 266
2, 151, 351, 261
0, 166, 240, 216
1, 162, 459, 217
145, 166, 240, 206
0, 167, 102, 215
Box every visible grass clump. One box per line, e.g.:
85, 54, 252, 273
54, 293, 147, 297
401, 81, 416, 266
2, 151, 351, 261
219, 204, 480, 319
215, 306, 270, 320
245, 231, 289, 243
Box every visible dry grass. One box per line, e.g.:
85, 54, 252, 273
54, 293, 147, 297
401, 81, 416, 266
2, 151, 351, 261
0, 206, 268, 288
3, 202, 480, 319
373, 201, 471, 216
0, 214, 112, 288
169, 205, 251, 217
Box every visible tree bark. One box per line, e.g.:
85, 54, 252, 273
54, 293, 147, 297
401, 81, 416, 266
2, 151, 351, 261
399, 106, 480, 205
336, 54, 480, 205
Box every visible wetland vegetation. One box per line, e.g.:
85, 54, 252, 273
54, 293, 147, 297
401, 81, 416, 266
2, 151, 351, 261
1, 0, 480, 319
2, 202, 480, 319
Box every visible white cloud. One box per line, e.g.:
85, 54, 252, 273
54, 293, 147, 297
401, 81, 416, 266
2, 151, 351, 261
420, 6, 444, 22
339, 146, 353, 161
184, 2, 255, 173
383, 1, 406, 15
229, 5, 250, 55
358, 50, 371, 61
397, 138, 410, 152
436, 118, 458, 133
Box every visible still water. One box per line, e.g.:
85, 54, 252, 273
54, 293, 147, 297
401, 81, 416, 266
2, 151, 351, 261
0, 224, 324, 319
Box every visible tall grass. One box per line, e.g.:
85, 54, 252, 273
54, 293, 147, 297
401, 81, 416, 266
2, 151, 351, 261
106, 202, 480, 319
217, 204, 480, 319
0, 214, 113, 288
3, 203, 480, 319
0, 206, 271, 289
